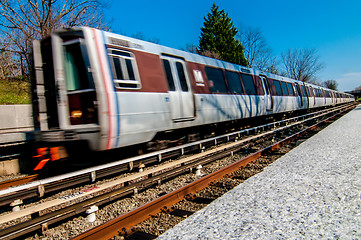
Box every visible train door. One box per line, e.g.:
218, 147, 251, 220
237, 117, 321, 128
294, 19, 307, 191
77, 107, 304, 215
62, 38, 98, 126
161, 56, 195, 121
260, 76, 273, 111
301, 84, 309, 108
294, 83, 304, 107
309, 86, 316, 106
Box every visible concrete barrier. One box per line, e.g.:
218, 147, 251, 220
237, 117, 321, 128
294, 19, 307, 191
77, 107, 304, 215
0, 105, 33, 175
0, 105, 33, 133
0, 159, 20, 175
0, 104, 33, 143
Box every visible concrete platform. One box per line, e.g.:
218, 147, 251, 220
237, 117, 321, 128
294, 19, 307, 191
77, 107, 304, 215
158, 104, 361, 239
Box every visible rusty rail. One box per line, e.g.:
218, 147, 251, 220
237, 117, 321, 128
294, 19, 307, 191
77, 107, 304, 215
0, 175, 38, 190
73, 103, 355, 240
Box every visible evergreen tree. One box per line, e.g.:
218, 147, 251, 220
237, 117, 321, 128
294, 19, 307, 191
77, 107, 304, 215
199, 3, 247, 66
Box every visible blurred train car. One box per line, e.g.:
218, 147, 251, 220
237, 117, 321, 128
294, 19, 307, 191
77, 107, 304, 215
30, 27, 354, 169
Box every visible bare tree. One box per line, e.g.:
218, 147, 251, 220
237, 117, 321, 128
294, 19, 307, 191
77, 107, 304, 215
0, 0, 110, 78
281, 48, 324, 83
0, 37, 20, 81
130, 32, 160, 44
238, 26, 279, 74
322, 79, 338, 90
256, 52, 280, 75
183, 43, 198, 54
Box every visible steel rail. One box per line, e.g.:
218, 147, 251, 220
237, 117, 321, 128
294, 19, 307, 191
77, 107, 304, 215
0, 119, 302, 238
0, 104, 353, 208
0, 104, 355, 240
0, 140, 26, 161
72, 103, 355, 240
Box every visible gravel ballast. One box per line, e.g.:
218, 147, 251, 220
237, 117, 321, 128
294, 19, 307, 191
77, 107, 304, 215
157, 104, 361, 239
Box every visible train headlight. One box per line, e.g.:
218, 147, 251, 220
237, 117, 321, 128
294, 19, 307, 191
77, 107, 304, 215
71, 110, 83, 119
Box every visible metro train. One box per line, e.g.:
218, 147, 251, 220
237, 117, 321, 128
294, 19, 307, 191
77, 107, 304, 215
30, 27, 354, 169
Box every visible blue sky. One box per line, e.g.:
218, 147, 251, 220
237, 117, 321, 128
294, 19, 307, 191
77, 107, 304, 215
105, 0, 361, 91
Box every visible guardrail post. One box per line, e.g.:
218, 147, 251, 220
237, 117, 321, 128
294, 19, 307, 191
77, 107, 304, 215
196, 165, 202, 176
139, 163, 145, 172
86, 205, 99, 223
38, 184, 45, 198
10, 199, 22, 212
90, 171, 96, 182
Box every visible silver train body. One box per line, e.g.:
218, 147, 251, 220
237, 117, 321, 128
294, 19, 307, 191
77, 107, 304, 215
31, 27, 354, 153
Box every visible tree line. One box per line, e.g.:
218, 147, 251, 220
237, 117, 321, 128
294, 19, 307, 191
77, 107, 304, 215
0, 1, 340, 102
197, 3, 338, 90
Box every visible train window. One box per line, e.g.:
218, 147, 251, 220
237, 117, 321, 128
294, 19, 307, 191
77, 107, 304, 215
306, 86, 311, 96
162, 59, 175, 91
280, 81, 289, 96
309, 87, 314, 97
287, 83, 295, 96
262, 77, 270, 95
301, 86, 307, 96
240, 73, 256, 95
108, 49, 141, 89
205, 67, 228, 93
267, 79, 277, 95
273, 80, 283, 96
126, 59, 135, 80
63, 39, 94, 91
295, 84, 302, 96
325, 91, 329, 98
176, 62, 188, 91
226, 70, 244, 94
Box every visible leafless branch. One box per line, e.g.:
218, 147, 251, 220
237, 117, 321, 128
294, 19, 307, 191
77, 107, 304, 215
238, 25, 279, 74
281, 48, 324, 83
0, 0, 110, 80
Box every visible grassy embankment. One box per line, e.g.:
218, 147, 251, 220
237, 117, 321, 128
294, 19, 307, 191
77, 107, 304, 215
0, 79, 31, 104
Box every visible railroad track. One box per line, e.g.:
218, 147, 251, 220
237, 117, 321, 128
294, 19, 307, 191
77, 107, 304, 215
74, 103, 357, 240
0, 104, 349, 194
0, 104, 350, 192
0, 103, 356, 239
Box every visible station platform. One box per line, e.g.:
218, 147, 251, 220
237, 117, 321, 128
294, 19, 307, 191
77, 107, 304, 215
158, 104, 361, 239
